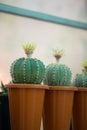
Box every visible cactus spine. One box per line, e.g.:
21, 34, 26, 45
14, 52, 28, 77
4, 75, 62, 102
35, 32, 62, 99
74, 60, 87, 87
43, 49, 72, 86
10, 43, 45, 84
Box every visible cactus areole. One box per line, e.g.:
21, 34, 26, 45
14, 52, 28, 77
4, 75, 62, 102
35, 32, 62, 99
74, 60, 87, 87
10, 43, 45, 84
44, 49, 72, 86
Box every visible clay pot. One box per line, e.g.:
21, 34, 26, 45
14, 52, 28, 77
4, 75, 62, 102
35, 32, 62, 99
43, 86, 77, 130
72, 88, 87, 130
6, 84, 48, 130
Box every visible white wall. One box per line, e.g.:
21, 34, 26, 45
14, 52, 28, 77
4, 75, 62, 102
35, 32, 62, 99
0, 13, 87, 84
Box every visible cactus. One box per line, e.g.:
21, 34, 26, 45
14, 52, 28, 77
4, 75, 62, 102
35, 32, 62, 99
74, 60, 87, 87
10, 43, 45, 84
43, 49, 72, 86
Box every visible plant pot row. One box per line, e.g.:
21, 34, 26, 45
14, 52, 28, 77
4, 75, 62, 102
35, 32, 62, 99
72, 87, 87, 130
3, 44, 87, 130
5, 84, 87, 130
43, 86, 87, 130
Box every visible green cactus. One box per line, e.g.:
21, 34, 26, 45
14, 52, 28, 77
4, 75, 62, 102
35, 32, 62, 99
43, 49, 72, 86
74, 60, 87, 87
10, 43, 45, 84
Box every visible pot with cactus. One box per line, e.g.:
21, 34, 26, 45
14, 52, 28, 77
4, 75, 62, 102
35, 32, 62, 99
72, 60, 87, 130
43, 48, 77, 130
0, 81, 11, 130
6, 43, 48, 130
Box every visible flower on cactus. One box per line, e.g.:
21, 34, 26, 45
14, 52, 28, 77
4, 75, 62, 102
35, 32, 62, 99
82, 60, 87, 73
82, 60, 87, 67
22, 43, 36, 58
52, 48, 64, 60
23, 43, 36, 52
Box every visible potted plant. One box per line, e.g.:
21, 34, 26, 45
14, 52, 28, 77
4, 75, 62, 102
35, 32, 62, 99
72, 60, 87, 130
0, 81, 11, 130
43, 49, 77, 130
6, 43, 48, 130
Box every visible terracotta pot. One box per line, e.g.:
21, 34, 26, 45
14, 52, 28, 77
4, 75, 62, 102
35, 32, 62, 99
43, 86, 77, 130
72, 87, 87, 130
6, 84, 48, 130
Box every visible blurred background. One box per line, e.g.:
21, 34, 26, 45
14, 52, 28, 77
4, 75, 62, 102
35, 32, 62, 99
0, 0, 87, 84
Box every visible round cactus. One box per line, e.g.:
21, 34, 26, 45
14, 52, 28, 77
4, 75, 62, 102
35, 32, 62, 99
10, 43, 45, 84
74, 60, 87, 87
43, 49, 72, 86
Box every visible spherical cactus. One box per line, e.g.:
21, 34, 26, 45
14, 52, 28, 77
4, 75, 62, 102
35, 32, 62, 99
43, 49, 72, 86
74, 60, 87, 87
10, 43, 45, 84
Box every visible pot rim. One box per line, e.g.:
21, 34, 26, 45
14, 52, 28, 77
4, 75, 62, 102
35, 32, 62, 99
5, 84, 49, 89
48, 86, 78, 91
77, 87, 87, 91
